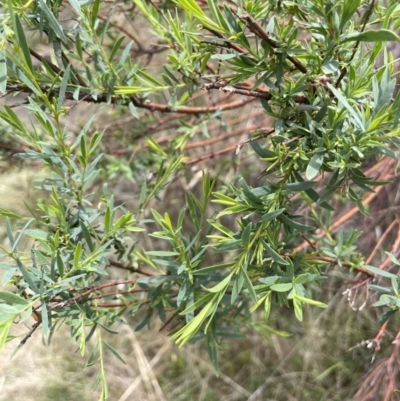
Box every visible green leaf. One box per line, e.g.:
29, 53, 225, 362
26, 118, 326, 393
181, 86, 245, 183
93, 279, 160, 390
216, 204, 251, 218
250, 140, 274, 158
371, 146, 399, 160
306, 153, 324, 180
103, 340, 126, 364
0, 291, 29, 306
163, 66, 180, 84
0, 105, 27, 133
56, 251, 64, 278
262, 239, 289, 265
74, 241, 83, 267
129, 102, 139, 119
85, 342, 99, 368
15, 15, 33, 73
58, 64, 71, 110
193, 263, 234, 275
342, 30, 400, 43
242, 268, 257, 303
340, 0, 361, 30
0, 50, 7, 94
261, 209, 285, 223
69, 0, 81, 13
114, 85, 173, 95
240, 178, 263, 205
282, 181, 317, 191
0, 320, 13, 352
252, 322, 292, 338
280, 214, 315, 231
174, 0, 224, 33
206, 332, 219, 374
137, 275, 178, 285
173, 300, 215, 345
241, 223, 252, 249
205, 274, 232, 293
211, 53, 238, 60
16, 257, 39, 294
41, 301, 49, 336
264, 291, 272, 319
231, 270, 244, 303
208, 0, 229, 32
145, 251, 179, 257
270, 283, 293, 292
80, 222, 94, 252
23, 229, 48, 240
180, 293, 214, 315
92, 0, 100, 28
364, 265, 397, 279
38, 0, 67, 43
293, 297, 303, 321
391, 277, 398, 296
326, 83, 364, 130
109, 36, 125, 61
293, 171, 334, 211
386, 252, 400, 266
104, 206, 112, 234
0, 208, 21, 219
295, 295, 327, 308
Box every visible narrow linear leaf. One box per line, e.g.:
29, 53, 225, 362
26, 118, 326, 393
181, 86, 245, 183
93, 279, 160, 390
38, 0, 67, 43
261, 208, 285, 223
270, 283, 293, 292
364, 265, 397, 278
41, 301, 49, 336
327, 83, 364, 130
282, 181, 317, 191
15, 15, 33, 73
262, 239, 289, 265
58, 64, 71, 110
0, 51, 7, 94
342, 30, 400, 43
0, 291, 29, 306
205, 274, 232, 293
280, 214, 315, 231
306, 153, 324, 180
242, 268, 257, 303
295, 295, 327, 308
0, 208, 21, 219
103, 340, 126, 364
16, 257, 39, 294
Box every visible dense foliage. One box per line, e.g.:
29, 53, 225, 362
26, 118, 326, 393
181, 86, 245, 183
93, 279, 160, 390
0, 0, 400, 399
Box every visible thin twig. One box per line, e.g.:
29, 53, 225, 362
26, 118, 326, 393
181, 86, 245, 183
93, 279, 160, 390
97, 14, 143, 50
206, 27, 251, 57
366, 219, 398, 265
92, 302, 134, 308
50, 278, 139, 310
241, 13, 307, 74
235, 128, 275, 154
187, 144, 237, 165
203, 81, 308, 103
159, 309, 180, 332
29, 48, 62, 75
306, 255, 373, 276
5, 83, 256, 115
109, 260, 155, 276
20, 321, 41, 346
335, 0, 375, 88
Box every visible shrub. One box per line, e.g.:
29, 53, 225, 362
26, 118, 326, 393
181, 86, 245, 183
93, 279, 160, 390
0, 0, 399, 399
